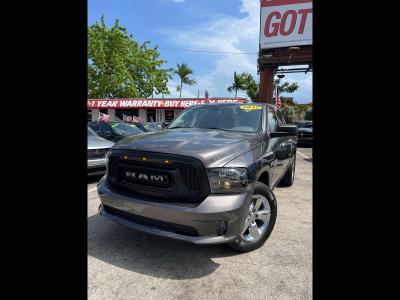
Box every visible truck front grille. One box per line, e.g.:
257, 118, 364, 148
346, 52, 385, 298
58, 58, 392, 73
107, 150, 210, 203
174, 162, 201, 191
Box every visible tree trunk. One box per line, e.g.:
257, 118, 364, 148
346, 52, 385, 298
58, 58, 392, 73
179, 80, 183, 98
235, 89, 237, 97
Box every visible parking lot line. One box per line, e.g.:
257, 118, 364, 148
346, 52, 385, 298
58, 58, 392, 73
297, 150, 311, 160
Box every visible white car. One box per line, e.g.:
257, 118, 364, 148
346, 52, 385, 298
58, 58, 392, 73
87, 127, 114, 176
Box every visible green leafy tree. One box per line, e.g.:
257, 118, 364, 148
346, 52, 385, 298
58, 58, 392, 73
174, 63, 196, 98
280, 106, 295, 123
274, 78, 299, 94
280, 97, 295, 106
240, 75, 299, 102
241, 73, 259, 101
88, 16, 171, 98
227, 71, 248, 97
304, 109, 312, 120
293, 103, 310, 119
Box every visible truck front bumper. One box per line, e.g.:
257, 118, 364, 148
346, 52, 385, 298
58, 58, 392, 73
97, 176, 253, 244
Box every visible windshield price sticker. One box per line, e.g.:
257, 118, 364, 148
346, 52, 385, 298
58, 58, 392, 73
240, 105, 262, 110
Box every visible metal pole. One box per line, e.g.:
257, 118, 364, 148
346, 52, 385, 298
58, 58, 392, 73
259, 65, 275, 103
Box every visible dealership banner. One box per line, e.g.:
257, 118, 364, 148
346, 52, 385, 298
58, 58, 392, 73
260, 0, 312, 50
88, 98, 247, 109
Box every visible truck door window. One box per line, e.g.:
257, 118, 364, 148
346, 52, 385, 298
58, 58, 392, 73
267, 107, 279, 133
276, 109, 285, 125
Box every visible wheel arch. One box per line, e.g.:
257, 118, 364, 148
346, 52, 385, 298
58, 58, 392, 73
257, 171, 271, 189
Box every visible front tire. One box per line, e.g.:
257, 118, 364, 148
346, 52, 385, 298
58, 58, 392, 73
229, 182, 277, 252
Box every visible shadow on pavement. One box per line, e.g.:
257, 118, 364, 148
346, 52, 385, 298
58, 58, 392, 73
88, 213, 239, 280
87, 175, 104, 184
297, 143, 313, 148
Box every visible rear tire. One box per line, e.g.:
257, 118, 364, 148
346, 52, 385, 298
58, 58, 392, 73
280, 154, 296, 187
229, 182, 277, 252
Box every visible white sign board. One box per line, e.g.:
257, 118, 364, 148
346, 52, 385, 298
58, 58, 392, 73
260, 0, 312, 50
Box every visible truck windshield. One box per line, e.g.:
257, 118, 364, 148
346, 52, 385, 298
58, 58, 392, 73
167, 105, 263, 133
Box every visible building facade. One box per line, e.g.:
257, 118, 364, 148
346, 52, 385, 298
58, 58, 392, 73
88, 98, 247, 122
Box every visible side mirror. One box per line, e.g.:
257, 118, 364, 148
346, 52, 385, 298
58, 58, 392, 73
270, 124, 298, 138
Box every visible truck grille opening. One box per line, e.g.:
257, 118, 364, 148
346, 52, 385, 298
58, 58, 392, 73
107, 150, 210, 203
103, 205, 199, 237
174, 162, 201, 191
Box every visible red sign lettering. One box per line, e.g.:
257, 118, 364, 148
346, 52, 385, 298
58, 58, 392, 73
264, 8, 312, 37
280, 10, 297, 36
297, 8, 312, 34
264, 11, 281, 37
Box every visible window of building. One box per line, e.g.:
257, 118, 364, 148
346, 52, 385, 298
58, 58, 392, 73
115, 109, 139, 121
165, 110, 175, 122
156, 110, 163, 122
147, 109, 156, 122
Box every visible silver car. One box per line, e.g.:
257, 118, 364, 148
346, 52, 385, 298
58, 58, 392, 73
88, 127, 114, 176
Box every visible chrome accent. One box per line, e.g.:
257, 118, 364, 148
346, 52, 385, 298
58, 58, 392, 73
241, 195, 271, 242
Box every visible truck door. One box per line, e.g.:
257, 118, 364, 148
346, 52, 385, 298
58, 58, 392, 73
275, 109, 294, 172
267, 106, 286, 186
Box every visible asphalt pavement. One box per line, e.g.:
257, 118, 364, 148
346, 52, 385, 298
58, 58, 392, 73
87, 145, 312, 300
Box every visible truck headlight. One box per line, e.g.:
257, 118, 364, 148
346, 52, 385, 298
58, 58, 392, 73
207, 168, 250, 194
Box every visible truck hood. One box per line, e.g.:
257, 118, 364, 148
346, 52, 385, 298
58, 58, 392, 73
113, 128, 262, 168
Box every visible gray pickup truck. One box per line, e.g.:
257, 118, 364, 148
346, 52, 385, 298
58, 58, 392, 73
97, 102, 297, 252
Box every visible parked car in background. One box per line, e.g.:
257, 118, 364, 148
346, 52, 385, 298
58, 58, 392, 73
296, 121, 313, 145
87, 127, 114, 176
88, 121, 147, 142
142, 122, 163, 132
133, 122, 148, 133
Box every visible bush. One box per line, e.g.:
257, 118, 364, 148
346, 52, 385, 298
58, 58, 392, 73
280, 106, 295, 123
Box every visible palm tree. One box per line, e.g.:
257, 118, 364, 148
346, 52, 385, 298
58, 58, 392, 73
174, 63, 197, 98
227, 71, 247, 97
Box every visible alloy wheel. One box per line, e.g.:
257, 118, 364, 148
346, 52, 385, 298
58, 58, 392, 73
241, 195, 271, 241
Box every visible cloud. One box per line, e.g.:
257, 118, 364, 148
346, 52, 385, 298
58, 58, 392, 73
282, 72, 313, 103
166, 79, 197, 98
172, 0, 185, 3
163, 0, 259, 97
162, 0, 311, 101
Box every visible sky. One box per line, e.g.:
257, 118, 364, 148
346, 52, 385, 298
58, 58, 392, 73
88, 0, 312, 103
